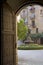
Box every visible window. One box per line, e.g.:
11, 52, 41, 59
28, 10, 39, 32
30, 6, 35, 13
30, 13, 35, 20
32, 21, 35, 28
40, 9, 43, 16
36, 28, 38, 33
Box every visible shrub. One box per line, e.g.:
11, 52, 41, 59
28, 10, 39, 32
17, 44, 43, 50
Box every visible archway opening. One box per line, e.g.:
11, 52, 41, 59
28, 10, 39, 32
1, 1, 43, 65
16, 4, 43, 65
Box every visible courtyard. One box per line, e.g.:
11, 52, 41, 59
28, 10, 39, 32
17, 50, 43, 65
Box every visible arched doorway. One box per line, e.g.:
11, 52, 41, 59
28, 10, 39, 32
17, 4, 43, 65
1, 1, 43, 65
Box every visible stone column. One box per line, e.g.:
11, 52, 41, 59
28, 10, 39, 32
12, 12, 18, 65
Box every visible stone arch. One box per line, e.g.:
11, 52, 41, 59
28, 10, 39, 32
1, 1, 43, 65
15, 1, 43, 15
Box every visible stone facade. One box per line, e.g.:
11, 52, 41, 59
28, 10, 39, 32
19, 5, 43, 34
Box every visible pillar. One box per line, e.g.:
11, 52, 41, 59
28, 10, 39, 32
1, 3, 17, 65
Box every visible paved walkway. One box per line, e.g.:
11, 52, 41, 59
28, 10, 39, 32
17, 50, 43, 65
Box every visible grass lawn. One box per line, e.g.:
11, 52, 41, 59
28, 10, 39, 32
17, 43, 43, 50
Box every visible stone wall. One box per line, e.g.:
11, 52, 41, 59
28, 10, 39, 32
1, 3, 17, 65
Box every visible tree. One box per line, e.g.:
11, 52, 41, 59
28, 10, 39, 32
17, 19, 28, 41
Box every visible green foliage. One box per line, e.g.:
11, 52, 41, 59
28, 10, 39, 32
17, 44, 43, 50
17, 19, 28, 40
30, 33, 43, 40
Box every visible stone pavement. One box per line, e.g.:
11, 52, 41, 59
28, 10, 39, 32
17, 50, 43, 65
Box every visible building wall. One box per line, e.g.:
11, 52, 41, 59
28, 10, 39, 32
19, 5, 43, 34
35, 5, 43, 33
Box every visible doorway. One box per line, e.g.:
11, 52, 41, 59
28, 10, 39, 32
1, 1, 43, 65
